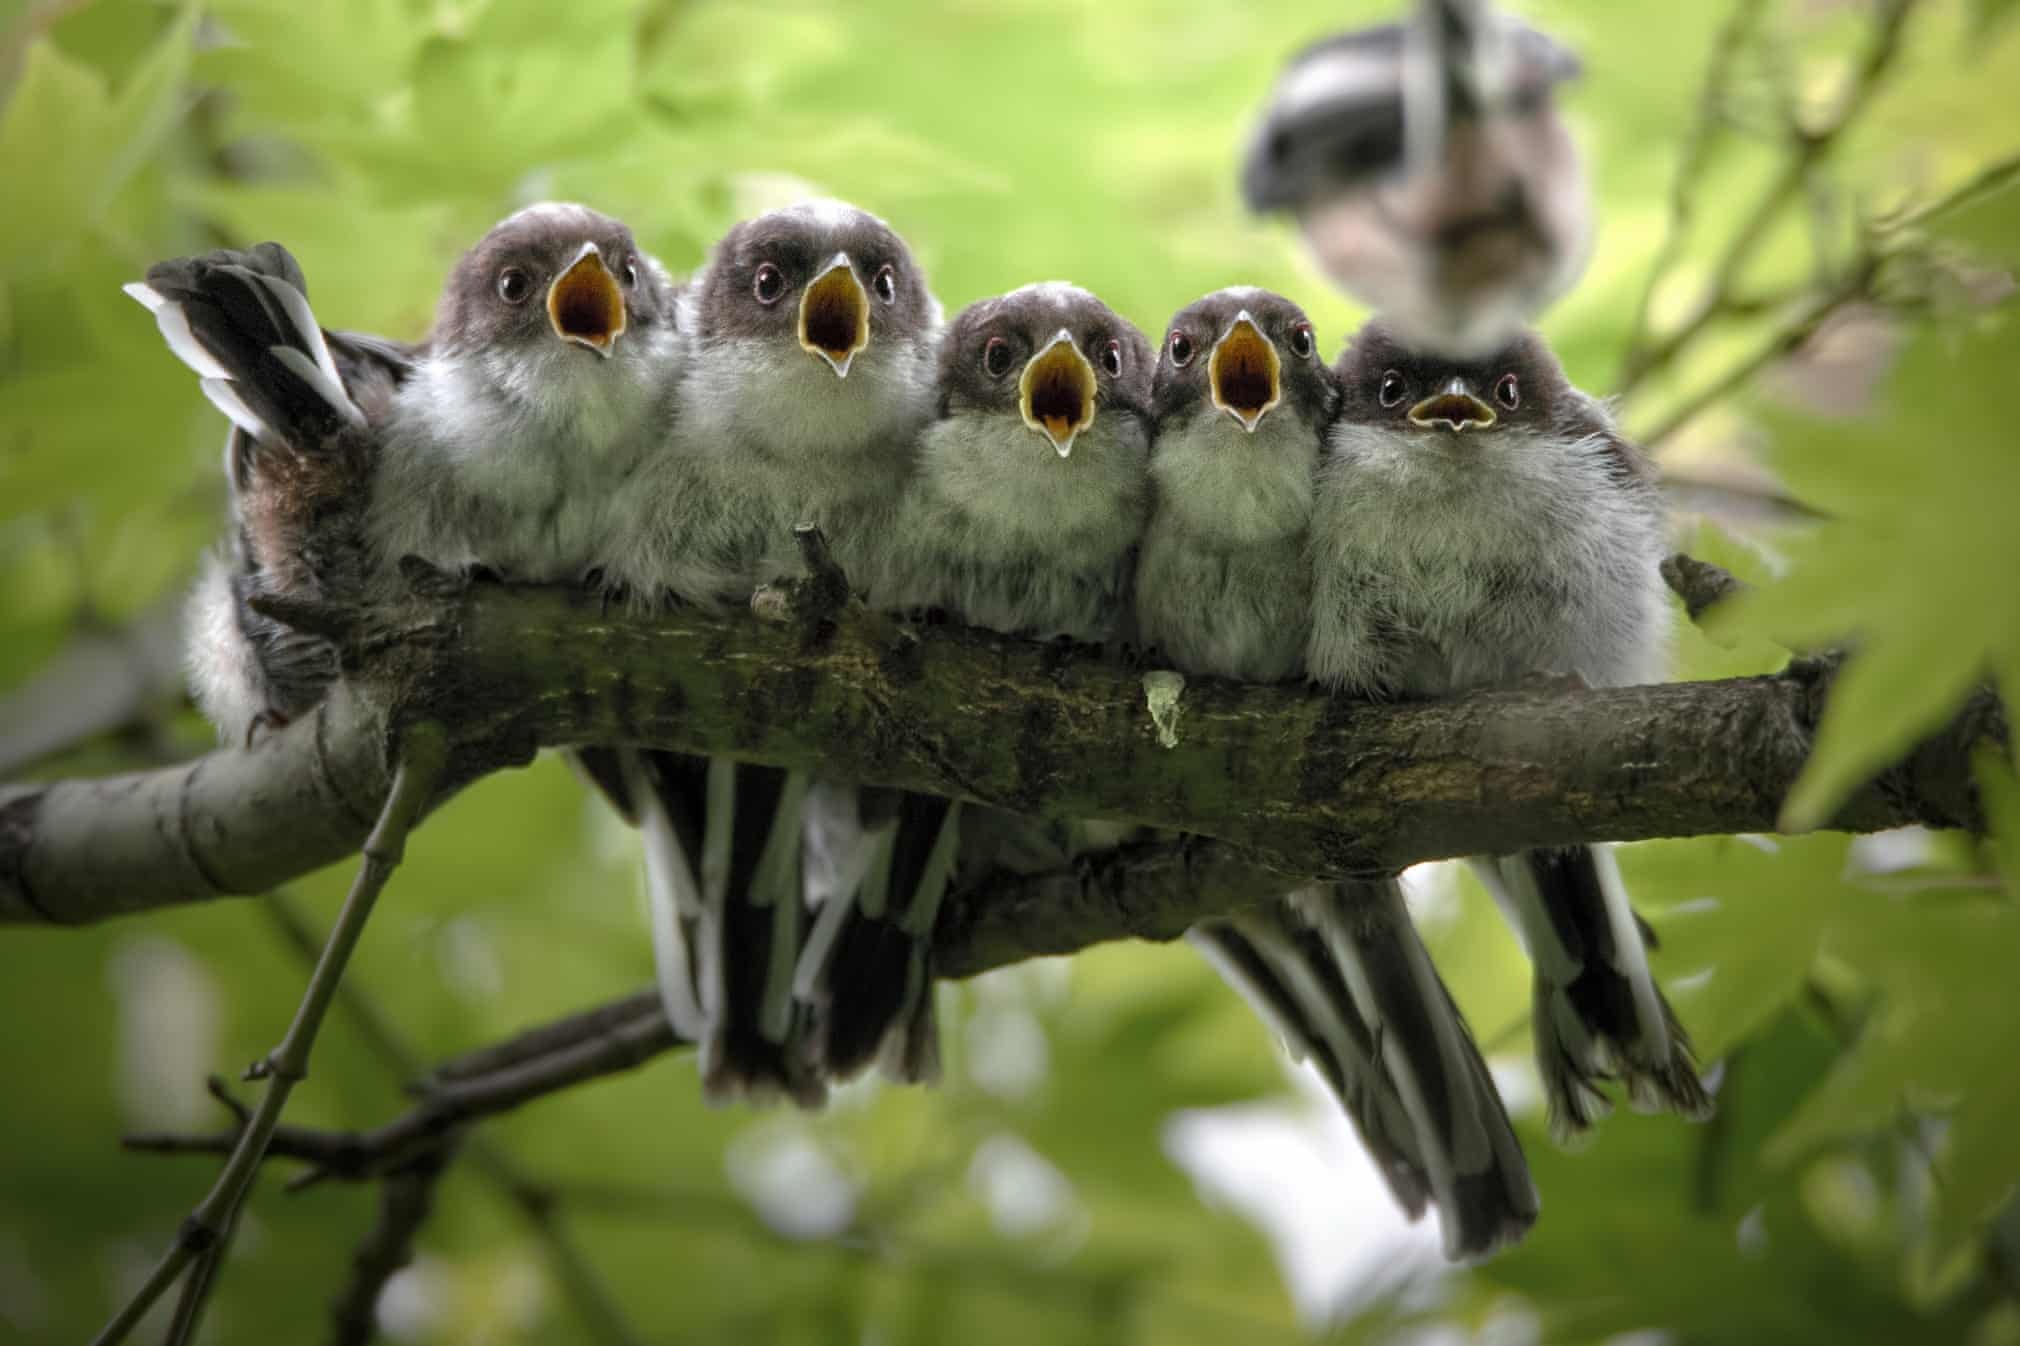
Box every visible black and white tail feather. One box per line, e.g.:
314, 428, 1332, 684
1471, 846, 1712, 1142
794, 786, 958, 1084
584, 747, 827, 1108
1191, 879, 1538, 1260
128, 243, 411, 743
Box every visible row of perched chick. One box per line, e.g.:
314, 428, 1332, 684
132, 197, 1708, 1263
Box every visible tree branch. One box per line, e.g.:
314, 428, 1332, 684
1616, 0, 1919, 396
94, 725, 447, 1346
260, 894, 650, 1346
3, 560, 2001, 966
327, 1144, 454, 1346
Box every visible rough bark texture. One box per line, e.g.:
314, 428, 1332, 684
0, 572, 2001, 972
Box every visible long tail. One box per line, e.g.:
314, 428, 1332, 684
583, 748, 825, 1108
795, 786, 956, 1084
1192, 879, 1538, 1260
127, 243, 366, 455
133, 244, 402, 743
1474, 846, 1712, 1142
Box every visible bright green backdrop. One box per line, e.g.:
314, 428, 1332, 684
3, 1, 2020, 1342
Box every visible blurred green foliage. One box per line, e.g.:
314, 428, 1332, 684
2, 0, 2019, 1343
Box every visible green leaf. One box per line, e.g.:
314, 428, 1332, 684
1767, 892, 2020, 1259
1631, 834, 1859, 1060
0, 9, 192, 275
1717, 217, 2020, 827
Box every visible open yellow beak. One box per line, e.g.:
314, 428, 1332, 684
1407, 378, 1497, 431
1018, 329, 1098, 457
797, 253, 871, 377
1208, 311, 1282, 433
547, 244, 627, 356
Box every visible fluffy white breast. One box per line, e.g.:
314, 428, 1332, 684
367, 326, 682, 584
1309, 423, 1670, 692
915, 410, 1147, 559
1149, 412, 1316, 546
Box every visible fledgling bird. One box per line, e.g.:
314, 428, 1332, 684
128, 243, 410, 745
604, 198, 944, 600
1138, 289, 1535, 1259
1241, 0, 1589, 357
1309, 318, 1713, 1141
592, 201, 945, 1107
795, 282, 1155, 1086
369, 202, 687, 585
871, 281, 1152, 634
133, 205, 686, 743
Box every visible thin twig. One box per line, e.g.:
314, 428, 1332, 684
421, 990, 663, 1088
261, 893, 651, 1346
1617, 0, 1919, 396
1882, 148, 2020, 234
1638, 260, 1877, 448
1614, 0, 1770, 381
128, 1006, 680, 1185
327, 1145, 455, 1346
93, 722, 447, 1346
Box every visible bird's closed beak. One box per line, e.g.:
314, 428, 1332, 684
548, 243, 627, 357
1408, 376, 1496, 431
1019, 329, 1098, 457
1209, 311, 1282, 433
798, 253, 871, 377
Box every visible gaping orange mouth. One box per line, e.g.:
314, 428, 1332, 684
1019, 331, 1098, 456
797, 256, 870, 376
1209, 314, 1282, 432
547, 247, 627, 355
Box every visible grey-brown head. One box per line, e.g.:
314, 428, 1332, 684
1332, 316, 1580, 439
690, 200, 937, 378
1152, 287, 1336, 437
934, 282, 1151, 457
431, 202, 676, 365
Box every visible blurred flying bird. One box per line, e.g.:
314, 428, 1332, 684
1241, 0, 1591, 357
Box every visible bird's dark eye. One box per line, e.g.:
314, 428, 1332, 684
1168, 332, 1195, 368
1101, 338, 1123, 377
1290, 323, 1315, 359
874, 264, 897, 304
753, 263, 786, 305
620, 256, 640, 289
497, 267, 532, 304
1495, 373, 1520, 411
982, 336, 1015, 378
1378, 370, 1407, 408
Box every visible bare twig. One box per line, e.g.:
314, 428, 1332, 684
1882, 148, 2020, 234
129, 1005, 681, 1185
1614, 0, 1771, 378
93, 722, 447, 1346
422, 990, 663, 1088
260, 894, 650, 1346
1639, 258, 1881, 448
1617, 0, 1919, 396
327, 1145, 455, 1346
